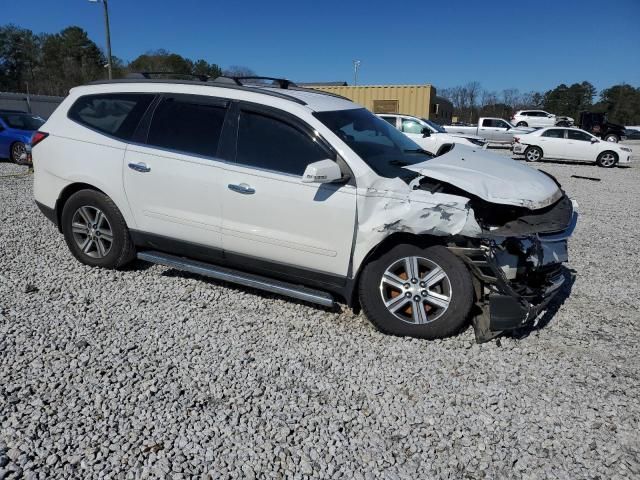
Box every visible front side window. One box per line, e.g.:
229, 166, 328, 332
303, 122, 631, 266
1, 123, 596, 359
314, 108, 432, 180
482, 119, 508, 128
0, 113, 45, 131
401, 118, 423, 134
68, 93, 154, 140
147, 97, 226, 157
380, 116, 397, 127
542, 129, 565, 139
567, 130, 592, 142
236, 110, 328, 176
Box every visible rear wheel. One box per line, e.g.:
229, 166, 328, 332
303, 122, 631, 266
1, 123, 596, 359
604, 134, 619, 143
516, 121, 528, 127
10, 142, 26, 163
61, 190, 135, 268
596, 151, 618, 168
524, 146, 543, 162
359, 244, 473, 339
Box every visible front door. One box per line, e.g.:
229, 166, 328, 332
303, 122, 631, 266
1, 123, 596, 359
564, 129, 598, 161
123, 94, 229, 251
221, 104, 357, 278
479, 119, 511, 142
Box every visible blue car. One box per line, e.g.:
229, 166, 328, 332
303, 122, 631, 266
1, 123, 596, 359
0, 110, 46, 163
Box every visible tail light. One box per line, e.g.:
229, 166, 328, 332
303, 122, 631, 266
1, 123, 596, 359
31, 131, 49, 147
21, 131, 48, 166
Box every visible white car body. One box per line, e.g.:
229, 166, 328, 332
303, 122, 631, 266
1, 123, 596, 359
513, 127, 633, 165
31, 78, 576, 340
377, 113, 487, 155
444, 117, 535, 144
512, 110, 574, 128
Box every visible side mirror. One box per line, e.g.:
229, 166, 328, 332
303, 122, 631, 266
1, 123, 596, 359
421, 127, 431, 137
302, 159, 344, 184
590, 137, 599, 143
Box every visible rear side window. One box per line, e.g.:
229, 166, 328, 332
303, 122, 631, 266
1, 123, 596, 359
68, 93, 154, 140
542, 129, 565, 138
147, 97, 227, 157
236, 110, 327, 176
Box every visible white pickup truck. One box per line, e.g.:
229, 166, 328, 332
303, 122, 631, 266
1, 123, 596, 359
444, 118, 535, 144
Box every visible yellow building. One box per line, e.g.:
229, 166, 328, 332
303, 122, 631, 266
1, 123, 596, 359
302, 83, 452, 123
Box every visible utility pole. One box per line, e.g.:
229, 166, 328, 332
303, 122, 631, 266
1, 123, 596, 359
353, 60, 361, 86
90, 0, 113, 79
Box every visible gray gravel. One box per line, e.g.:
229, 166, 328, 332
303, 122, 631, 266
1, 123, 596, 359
1, 145, 640, 479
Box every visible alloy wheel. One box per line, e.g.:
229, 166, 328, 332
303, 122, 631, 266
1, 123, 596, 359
71, 206, 113, 258
379, 256, 452, 325
526, 148, 541, 161
599, 153, 616, 167
11, 142, 26, 163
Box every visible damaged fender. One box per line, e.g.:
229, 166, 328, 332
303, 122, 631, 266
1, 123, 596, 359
352, 176, 482, 272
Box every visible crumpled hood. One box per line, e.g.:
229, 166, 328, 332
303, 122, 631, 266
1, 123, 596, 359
404, 144, 562, 209
446, 132, 485, 141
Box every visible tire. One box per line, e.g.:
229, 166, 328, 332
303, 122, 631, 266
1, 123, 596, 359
10, 142, 26, 163
604, 134, 619, 143
358, 244, 473, 339
516, 121, 528, 127
524, 146, 543, 162
61, 189, 135, 268
556, 121, 570, 127
596, 151, 618, 168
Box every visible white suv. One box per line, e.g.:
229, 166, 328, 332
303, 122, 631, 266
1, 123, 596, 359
32, 74, 577, 342
377, 113, 486, 156
512, 110, 574, 128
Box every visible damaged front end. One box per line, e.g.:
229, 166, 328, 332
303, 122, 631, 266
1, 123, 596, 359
448, 194, 578, 342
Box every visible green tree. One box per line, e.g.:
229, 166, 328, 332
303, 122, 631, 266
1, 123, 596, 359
0, 25, 41, 92
543, 81, 596, 119
595, 84, 640, 125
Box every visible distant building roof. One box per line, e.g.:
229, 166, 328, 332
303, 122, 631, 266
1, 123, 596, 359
298, 81, 349, 87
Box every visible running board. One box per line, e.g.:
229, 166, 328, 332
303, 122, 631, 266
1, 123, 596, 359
137, 250, 335, 308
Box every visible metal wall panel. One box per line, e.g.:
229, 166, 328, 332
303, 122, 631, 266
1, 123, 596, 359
308, 85, 435, 118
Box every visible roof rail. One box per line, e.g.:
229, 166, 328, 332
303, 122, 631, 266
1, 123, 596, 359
211, 76, 297, 89
127, 71, 210, 82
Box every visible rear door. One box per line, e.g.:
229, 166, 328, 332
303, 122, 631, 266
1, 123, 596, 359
123, 94, 229, 252
221, 103, 357, 278
537, 128, 567, 158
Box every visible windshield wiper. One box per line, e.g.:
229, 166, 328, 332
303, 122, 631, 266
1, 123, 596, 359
403, 148, 432, 155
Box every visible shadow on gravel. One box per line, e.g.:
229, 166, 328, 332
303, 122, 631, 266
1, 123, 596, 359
505, 265, 576, 340
158, 268, 341, 313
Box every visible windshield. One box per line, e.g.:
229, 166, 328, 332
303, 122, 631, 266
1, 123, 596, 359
420, 118, 446, 133
314, 108, 433, 179
0, 113, 45, 131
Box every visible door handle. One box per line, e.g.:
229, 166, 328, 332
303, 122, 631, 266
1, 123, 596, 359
228, 183, 255, 195
128, 162, 151, 173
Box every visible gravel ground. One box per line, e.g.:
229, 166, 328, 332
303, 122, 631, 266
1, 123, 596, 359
1, 144, 639, 479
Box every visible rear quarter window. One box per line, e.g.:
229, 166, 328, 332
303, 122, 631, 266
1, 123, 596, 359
68, 93, 155, 140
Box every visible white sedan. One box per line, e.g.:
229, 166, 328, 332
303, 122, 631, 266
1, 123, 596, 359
513, 127, 633, 167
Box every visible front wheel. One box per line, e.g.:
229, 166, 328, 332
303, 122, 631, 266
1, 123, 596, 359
358, 244, 473, 339
604, 134, 619, 143
596, 151, 618, 168
524, 146, 543, 162
10, 142, 26, 163
61, 189, 136, 268
516, 121, 528, 127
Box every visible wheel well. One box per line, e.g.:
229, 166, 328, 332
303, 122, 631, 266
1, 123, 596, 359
348, 233, 447, 309
599, 150, 618, 159
55, 183, 105, 232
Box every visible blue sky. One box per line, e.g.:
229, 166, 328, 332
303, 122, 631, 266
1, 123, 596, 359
4, 0, 639, 94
